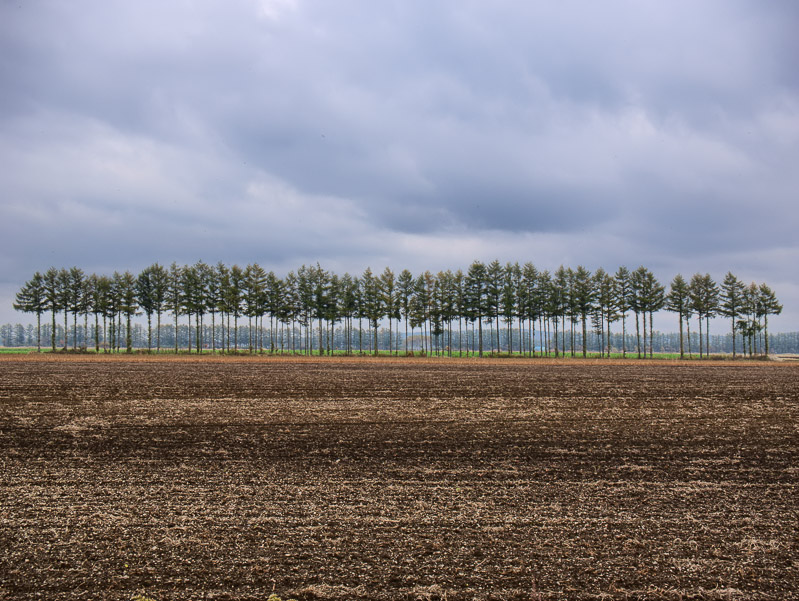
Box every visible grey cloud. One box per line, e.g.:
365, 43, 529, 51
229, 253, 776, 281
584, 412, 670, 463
1, 0, 798, 328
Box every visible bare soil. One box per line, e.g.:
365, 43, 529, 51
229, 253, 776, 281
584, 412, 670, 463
1, 355, 797, 600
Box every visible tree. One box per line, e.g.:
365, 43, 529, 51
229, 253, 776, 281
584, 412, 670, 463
484, 260, 504, 354
360, 267, 383, 356
57, 268, 72, 351
67, 267, 85, 350
136, 265, 158, 351
43, 267, 61, 351
502, 263, 521, 354
13, 272, 46, 352
92, 275, 112, 352
465, 261, 487, 357
739, 282, 760, 356
594, 269, 618, 357
216, 263, 231, 351
688, 273, 719, 358
572, 265, 594, 357
380, 267, 398, 355
151, 264, 169, 352
115, 271, 138, 352
719, 272, 745, 358
397, 269, 414, 354
295, 265, 315, 354
614, 267, 632, 358
666, 274, 689, 359
244, 263, 267, 353
311, 264, 329, 355
167, 262, 183, 353
551, 266, 571, 357
228, 265, 245, 351
437, 270, 458, 356
453, 269, 466, 356
409, 274, 430, 354
758, 283, 782, 356
646, 272, 665, 358
520, 262, 540, 357
629, 267, 647, 358
340, 273, 359, 355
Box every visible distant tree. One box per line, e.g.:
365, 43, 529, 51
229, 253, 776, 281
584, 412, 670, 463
646, 272, 666, 358
520, 262, 539, 357
572, 265, 594, 357
360, 267, 383, 356
324, 273, 341, 355
136, 265, 157, 351
228, 264, 245, 351
244, 263, 267, 353
719, 272, 745, 358
410, 273, 430, 354
13, 272, 45, 352
397, 269, 414, 354
283, 271, 299, 354
502, 263, 521, 354
380, 267, 397, 355
739, 282, 760, 356
67, 267, 85, 350
438, 269, 458, 356
758, 283, 782, 356
295, 265, 314, 354
688, 273, 719, 358
43, 267, 61, 352
629, 267, 647, 358
310, 264, 329, 355
465, 261, 487, 357
666, 274, 689, 359
167, 262, 183, 353
339, 273, 359, 355
453, 269, 466, 356
552, 266, 571, 357
595, 269, 618, 357
57, 268, 72, 351
430, 272, 447, 355
614, 267, 632, 358
192, 261, 213, 353
92, 275, 112, 352
216, 263, 231, 351
115, 271, 138, 353
484, 260, 504, 354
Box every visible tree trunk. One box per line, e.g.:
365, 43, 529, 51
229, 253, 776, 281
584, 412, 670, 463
478, 317, 483, 357
621, 313, 627, 358
635, 311, 641, 358
698, 314, 703, 359
582, 313, 588, 358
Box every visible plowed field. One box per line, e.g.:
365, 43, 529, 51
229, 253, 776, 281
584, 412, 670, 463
1, 355, 797, 600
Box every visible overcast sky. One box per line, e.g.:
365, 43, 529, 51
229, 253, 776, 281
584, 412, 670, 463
2, 0, 798, 330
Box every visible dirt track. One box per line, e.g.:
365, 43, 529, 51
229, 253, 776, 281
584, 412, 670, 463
1, 356, 797, 600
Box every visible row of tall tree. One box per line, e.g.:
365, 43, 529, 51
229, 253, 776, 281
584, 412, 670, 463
13, 261, 782, 358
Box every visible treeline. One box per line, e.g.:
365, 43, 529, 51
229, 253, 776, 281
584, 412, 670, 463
13, 261, 783, 358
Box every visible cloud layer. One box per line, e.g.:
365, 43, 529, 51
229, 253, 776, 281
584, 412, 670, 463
2, 1, 798, 328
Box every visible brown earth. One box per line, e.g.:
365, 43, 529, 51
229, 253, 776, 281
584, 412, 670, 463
0, 355, 797, 600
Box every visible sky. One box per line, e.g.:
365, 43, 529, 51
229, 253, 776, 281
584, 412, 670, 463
1, 0, 798, 330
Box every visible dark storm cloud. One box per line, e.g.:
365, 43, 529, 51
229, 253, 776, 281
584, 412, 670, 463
1, 0, 798, 326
